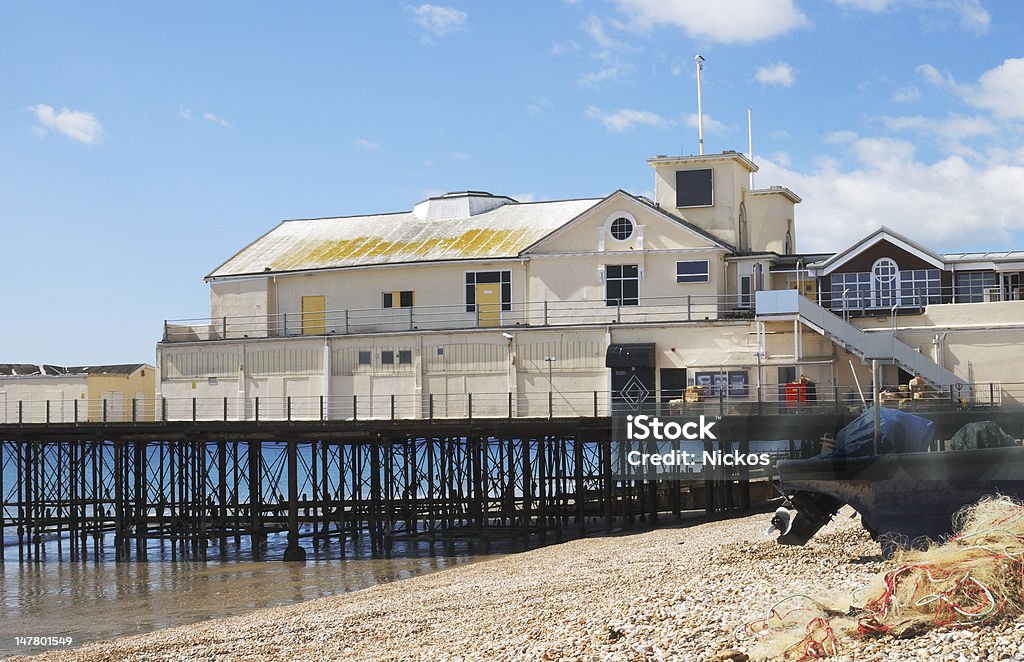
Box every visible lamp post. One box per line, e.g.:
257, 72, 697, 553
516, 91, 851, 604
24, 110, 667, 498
544, 356, 556, 393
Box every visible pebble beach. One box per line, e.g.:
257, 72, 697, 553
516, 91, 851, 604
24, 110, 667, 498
20, 511, 1024, 662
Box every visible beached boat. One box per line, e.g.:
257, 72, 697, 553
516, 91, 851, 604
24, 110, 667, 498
771, 409, 1024, 552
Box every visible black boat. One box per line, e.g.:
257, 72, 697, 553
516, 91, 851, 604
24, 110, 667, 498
771, 408, 1024, 552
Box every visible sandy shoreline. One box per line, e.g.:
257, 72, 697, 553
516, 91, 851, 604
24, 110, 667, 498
17, 512, 1024, 661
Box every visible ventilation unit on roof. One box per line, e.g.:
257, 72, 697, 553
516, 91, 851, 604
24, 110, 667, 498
412, 191, 517, 221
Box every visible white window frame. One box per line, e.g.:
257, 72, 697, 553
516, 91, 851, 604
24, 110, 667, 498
871, 257, 899, 308
604, 211, 637, 243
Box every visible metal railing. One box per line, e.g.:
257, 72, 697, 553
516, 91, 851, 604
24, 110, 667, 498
162, 293, 754, 342
824, 284, 1023, 317
0, 382, 1015, 425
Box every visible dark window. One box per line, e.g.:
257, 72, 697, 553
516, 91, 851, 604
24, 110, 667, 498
610, 216, 633, 240
381, 350, 394, 365
899, 269, 941, 306
676, 260, 710, 283
830, 272, 871, 310
357, 351, 371, 366
675, 169, 714, 207
398, 350, 412, 365
956, 271, 997, 303
465, 271, 512, 312
606, 264, 639, 306
383, 291, 414, 308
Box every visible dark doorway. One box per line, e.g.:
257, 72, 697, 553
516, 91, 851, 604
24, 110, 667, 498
607, 343, 656, 414
659, 368, 687, 405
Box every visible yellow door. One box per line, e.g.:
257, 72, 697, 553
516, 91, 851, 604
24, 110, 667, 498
301, 295, 326, 335
476, 283, 501, 328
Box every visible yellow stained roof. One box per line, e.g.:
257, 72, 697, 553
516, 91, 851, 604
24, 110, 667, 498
208, 198, 600, 278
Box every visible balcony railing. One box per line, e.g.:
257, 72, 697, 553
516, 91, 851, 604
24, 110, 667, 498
162, 293, 754, 342
0, 382, 1013, 425
826, 284, 1022, 317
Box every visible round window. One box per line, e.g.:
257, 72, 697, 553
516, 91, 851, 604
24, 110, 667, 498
610, 216, 634, 241
872, 258, 898, 284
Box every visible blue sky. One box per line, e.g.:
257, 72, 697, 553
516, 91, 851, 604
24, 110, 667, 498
2, 0, 1023, 365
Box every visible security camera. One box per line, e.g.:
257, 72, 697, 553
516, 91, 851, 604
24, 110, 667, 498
695, 54, 705, 64
502, 332, 514, 340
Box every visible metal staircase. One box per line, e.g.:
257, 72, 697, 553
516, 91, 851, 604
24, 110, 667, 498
756, 290, 966, 387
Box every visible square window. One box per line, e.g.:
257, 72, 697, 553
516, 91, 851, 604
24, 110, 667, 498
382, 292, 394, 308
675, 169, 714, 207
398, 350, 412, 364
381, 350, 394, 365
676, 260, 710, 283
357, 351, 371, 366
399, 291, 414, 307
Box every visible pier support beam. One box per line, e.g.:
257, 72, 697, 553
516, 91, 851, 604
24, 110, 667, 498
283, 439, 307, 562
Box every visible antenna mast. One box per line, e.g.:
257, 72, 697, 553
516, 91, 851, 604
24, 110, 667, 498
695, 54, 705, 155
748, 108, 754, 189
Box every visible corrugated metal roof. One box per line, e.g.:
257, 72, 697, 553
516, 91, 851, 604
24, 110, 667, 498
208, 198, 601, 278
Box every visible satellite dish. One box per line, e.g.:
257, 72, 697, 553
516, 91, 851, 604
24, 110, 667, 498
764, 506, 793, 537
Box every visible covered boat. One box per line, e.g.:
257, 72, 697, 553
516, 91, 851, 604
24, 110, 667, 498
772, 408, 1024, 553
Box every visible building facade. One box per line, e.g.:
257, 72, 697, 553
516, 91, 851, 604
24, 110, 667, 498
155, 151, 1024, 420
0, 363, 156, 422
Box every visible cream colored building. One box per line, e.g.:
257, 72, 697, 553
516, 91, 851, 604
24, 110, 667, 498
0, 363, 156, 422
155, 151, 1024, 419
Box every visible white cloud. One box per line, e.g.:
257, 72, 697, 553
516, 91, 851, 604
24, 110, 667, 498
757, 137, 1024, 252
407, 4, 467, 38
891, 86, 921, 104
918, 58, 1024, 121
612, 0, 810, 44
30, 104, 103, 145
882, 114, 995, 139
834, 0, 989, 34
203, 113, 231, 128
916, 63, 959, 90
179, 107, 193, 120
755, 63, 795, 88
684, 112, 726, 133
586, 107, 670, 131
772, 151, 792, 167
578, 65, 627, 87
353, 138, 380, 150
971, 58, 1024, 120
583, 15, 625, 51
511, 192, 537, 203
770, 129, 792, 140
834, 0, 894, 9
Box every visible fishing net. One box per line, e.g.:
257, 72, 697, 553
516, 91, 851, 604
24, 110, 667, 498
742, 495, 1024, 661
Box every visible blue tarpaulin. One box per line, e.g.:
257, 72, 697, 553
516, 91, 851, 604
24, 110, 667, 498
825, 406, 935, 457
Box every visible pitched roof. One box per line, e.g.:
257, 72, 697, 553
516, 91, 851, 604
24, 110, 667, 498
518, 190, 735, 254
207, 197, 602, 278
810, 226, 946, 275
